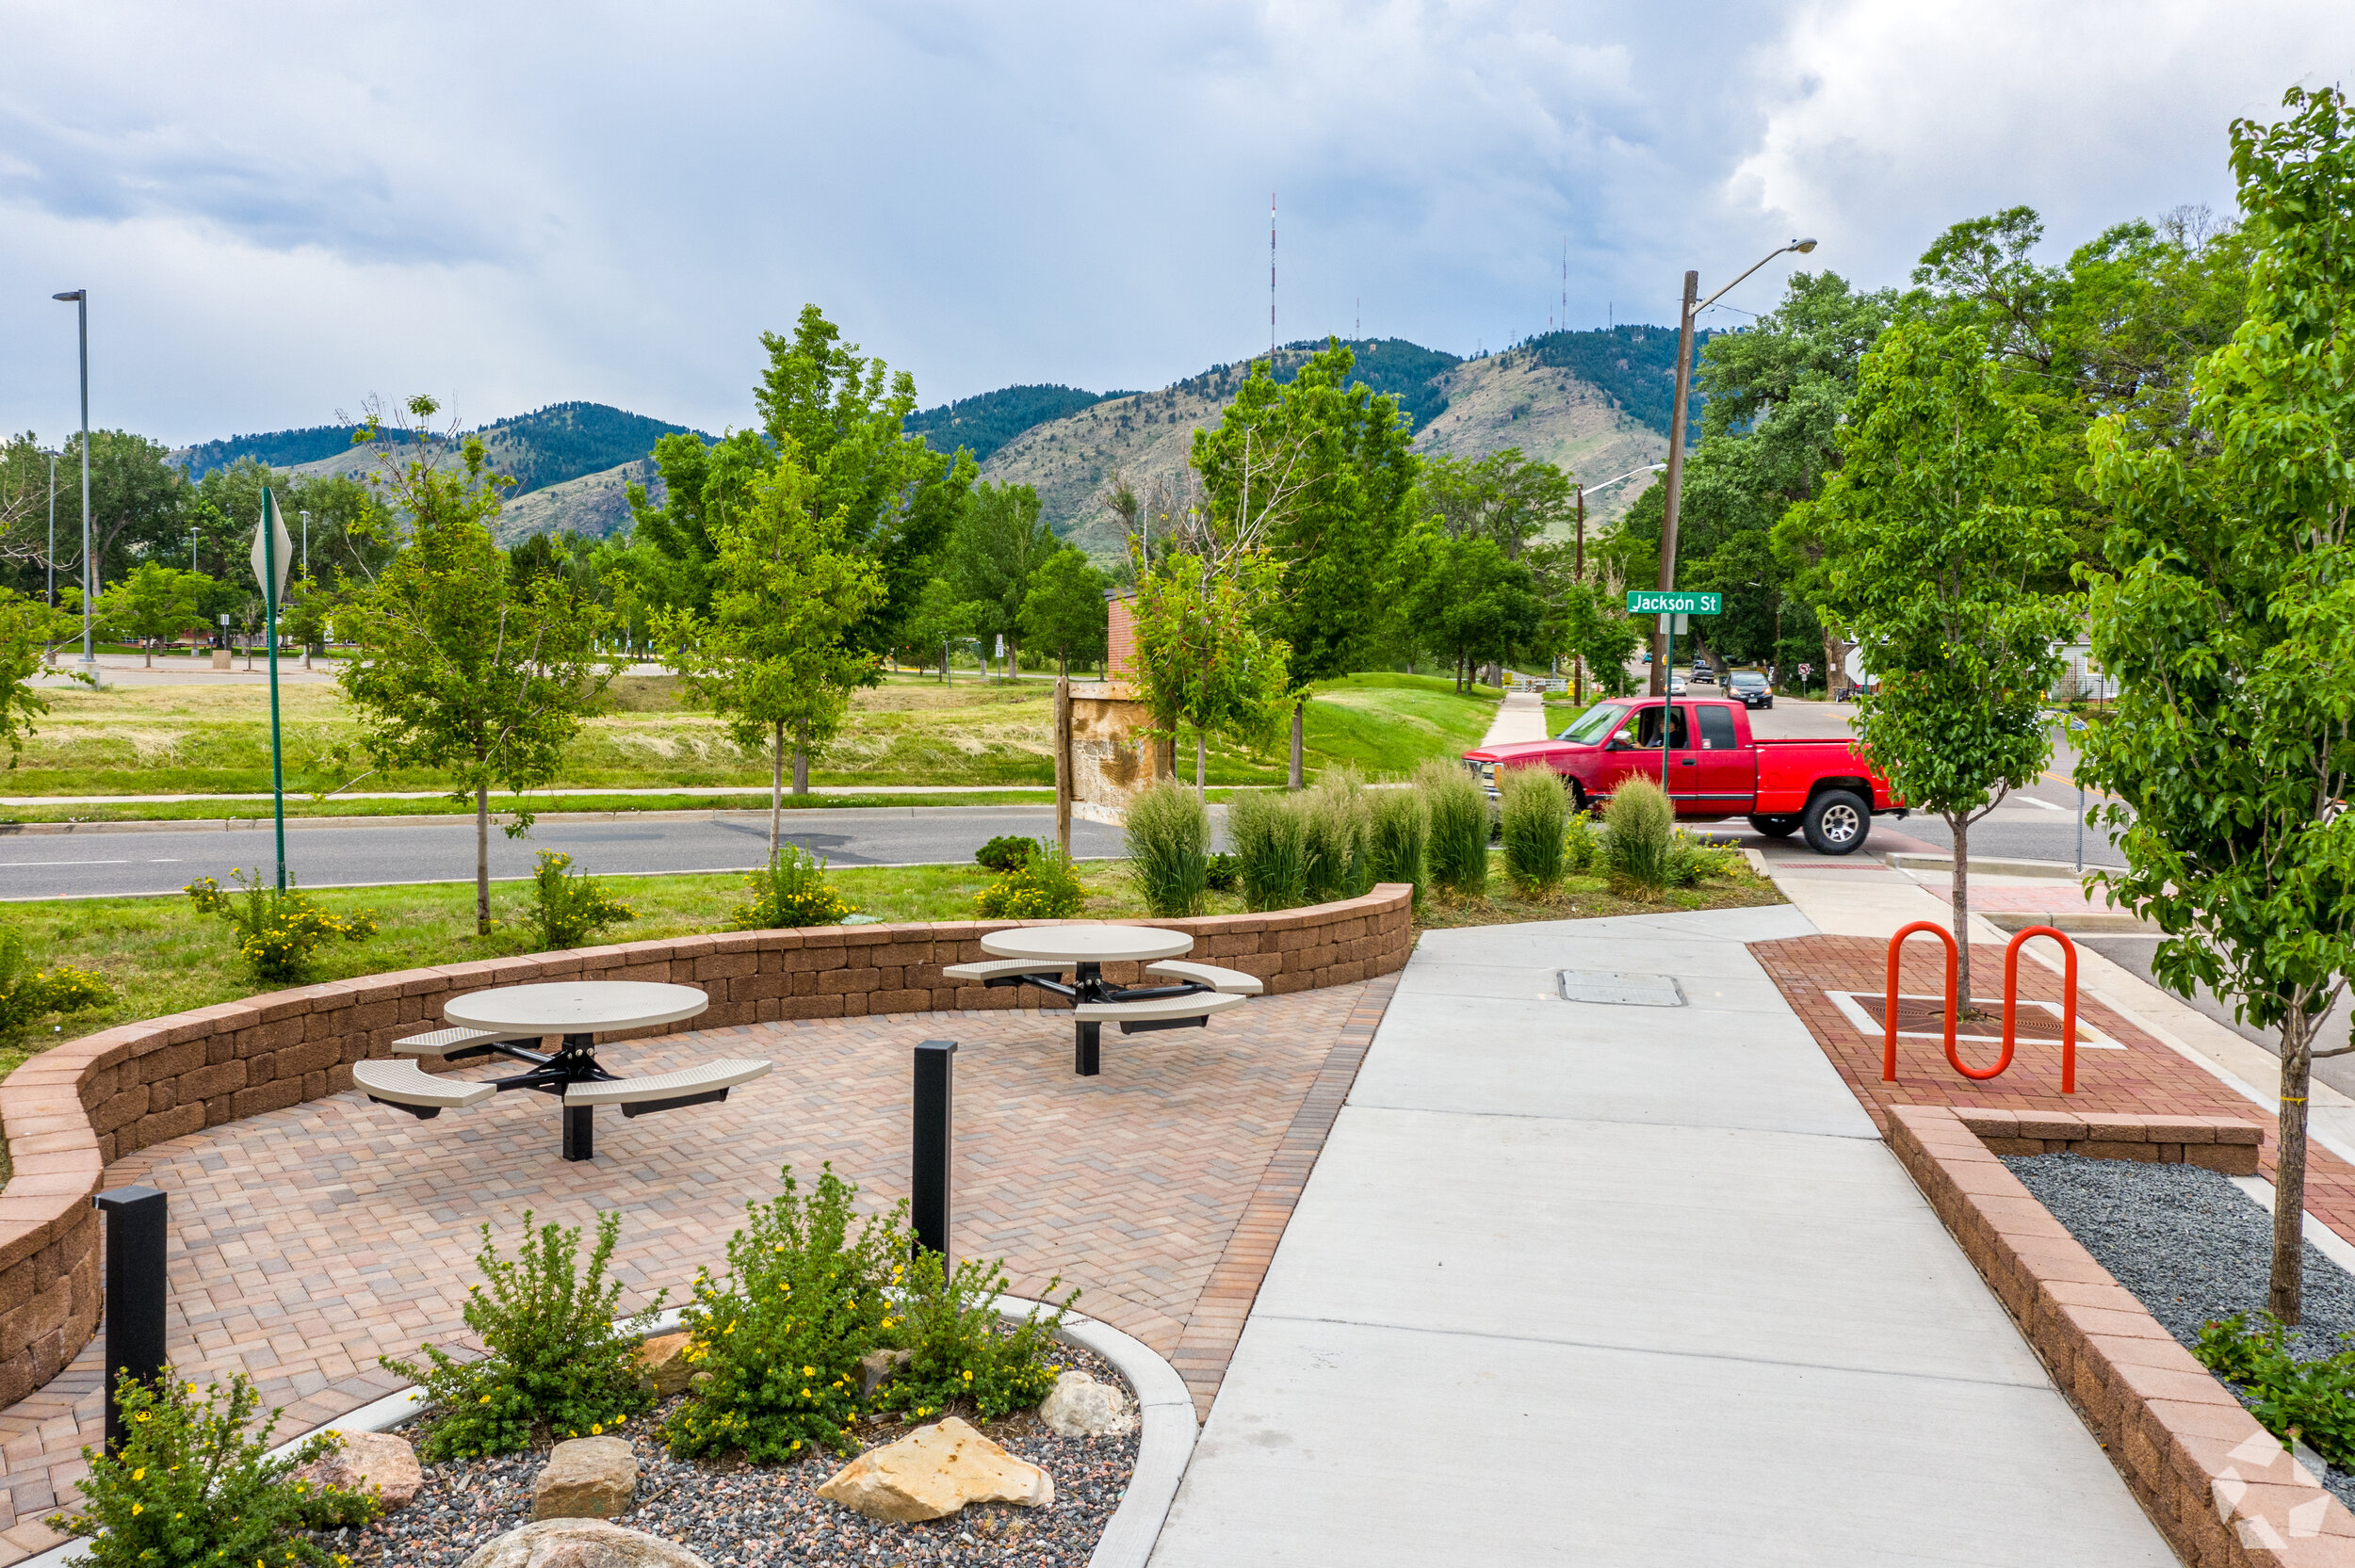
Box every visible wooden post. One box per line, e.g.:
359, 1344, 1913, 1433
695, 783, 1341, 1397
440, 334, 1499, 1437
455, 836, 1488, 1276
1054, 676, 1073, 857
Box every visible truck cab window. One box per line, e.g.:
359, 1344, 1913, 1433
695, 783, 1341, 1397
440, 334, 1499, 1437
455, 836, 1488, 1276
1632, 706, 1689, 750
1697, 706, 1738, 751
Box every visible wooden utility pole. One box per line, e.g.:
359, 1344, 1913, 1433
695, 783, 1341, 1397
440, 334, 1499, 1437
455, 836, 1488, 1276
1573, 483, 1586, 705
1053, 675, 1073, 857
1653, 269, 1698, 698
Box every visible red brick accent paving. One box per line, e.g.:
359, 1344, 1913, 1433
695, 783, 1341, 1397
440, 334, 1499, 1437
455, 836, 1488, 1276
1891, 1105, 2355, 1565
0, 976, 1396, 1561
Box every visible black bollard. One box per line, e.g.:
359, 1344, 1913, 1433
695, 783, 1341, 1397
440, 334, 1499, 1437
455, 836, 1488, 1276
912, 1040, 956, 1266
92, 1185, 168, 1454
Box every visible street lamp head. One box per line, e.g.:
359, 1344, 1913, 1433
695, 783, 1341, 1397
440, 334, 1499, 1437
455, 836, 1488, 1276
1791, 238, 1818, 254
52, 290, 85, 301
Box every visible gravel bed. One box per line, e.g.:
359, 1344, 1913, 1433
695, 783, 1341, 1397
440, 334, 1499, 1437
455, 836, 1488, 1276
2003, 1152, 2355, 1508
339, 1341, 1138, 1568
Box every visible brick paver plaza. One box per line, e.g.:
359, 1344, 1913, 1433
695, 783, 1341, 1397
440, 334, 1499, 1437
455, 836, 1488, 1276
0, 981, 1393, 1559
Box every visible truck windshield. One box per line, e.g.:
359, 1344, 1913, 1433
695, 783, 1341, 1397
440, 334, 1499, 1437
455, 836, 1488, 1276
1559, 703, 1627, 744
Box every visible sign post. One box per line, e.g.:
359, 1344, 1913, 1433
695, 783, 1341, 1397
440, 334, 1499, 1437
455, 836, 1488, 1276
252, 491, 296, 893
1627, 592, 1720, 794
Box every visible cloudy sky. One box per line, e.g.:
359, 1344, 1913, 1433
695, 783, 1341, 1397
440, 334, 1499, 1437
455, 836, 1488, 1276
2, 0, 2348, 448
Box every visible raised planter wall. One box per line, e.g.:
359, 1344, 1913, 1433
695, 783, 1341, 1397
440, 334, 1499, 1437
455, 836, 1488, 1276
0, 886, 1413, 1409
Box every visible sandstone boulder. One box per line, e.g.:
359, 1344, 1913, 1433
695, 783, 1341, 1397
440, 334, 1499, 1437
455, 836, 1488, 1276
1038, 1370, 1133, 1439
857, 1348, 913, 1397
816, 1416, 1053, 1524
291, 1430, 424, 1512
530, 1436, 639, 1521
457, 1519, 709, 1568
635, 1334, 696, 1398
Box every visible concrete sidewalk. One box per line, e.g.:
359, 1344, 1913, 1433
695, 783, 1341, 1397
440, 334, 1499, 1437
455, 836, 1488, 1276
1149, 904, 2171, 1565
1478, 689, 1551, 747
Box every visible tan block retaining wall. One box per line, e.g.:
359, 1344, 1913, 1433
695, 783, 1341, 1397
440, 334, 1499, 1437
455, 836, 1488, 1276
0, 885, 1413, 1411
1889, 1103, 2355, 1564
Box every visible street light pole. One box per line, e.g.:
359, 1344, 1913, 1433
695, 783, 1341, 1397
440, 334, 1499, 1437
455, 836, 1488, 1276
1648, 240, 1817, 696
45, 449, 56, 610
52, 290, 92, 669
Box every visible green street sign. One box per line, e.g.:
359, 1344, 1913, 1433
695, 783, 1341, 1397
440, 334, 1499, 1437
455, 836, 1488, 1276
1626, 590, 1721, 616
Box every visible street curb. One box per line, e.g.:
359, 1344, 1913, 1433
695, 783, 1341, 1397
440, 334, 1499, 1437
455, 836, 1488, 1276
1884, 851, 2094, 881
1983, 911, 2159, 936
17, 1297, 1191, 1568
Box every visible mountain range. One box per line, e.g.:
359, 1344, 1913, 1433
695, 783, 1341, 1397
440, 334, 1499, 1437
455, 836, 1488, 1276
175, 326, 1706, 554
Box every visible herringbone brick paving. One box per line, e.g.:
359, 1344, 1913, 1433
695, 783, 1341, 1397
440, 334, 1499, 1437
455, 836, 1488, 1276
0, 980, 1393, 1560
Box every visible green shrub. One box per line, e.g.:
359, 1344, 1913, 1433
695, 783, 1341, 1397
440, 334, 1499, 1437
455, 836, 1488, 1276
731, 845, 854, 929
1667, 832, 1742, 888
185, 868, 377, 980
383, 1210, 661, 1460
1366, 786, 1429, 904
1125, 782, 1210, 916
870, 1250, 1076, 1426
1417, 757, 1489, 898
1229, 790, 1309, 912
662, 1165, 905, 1463
1499, 764, 1569, 897
974, 840, 1085, 919
50, 1370, 376, 1567
1302, 770, 1373, 904
2194, 1312, 2355, 1467
1204, 851, 1240, 893
0, 927, 110, 1040
976, 835, 1034, 874
1601, 777, 1676, 897
525, 850, 636, 949
1563, 808, 1599, 873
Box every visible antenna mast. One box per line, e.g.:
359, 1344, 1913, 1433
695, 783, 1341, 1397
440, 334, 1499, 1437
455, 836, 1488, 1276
1269, 193, 1276, 358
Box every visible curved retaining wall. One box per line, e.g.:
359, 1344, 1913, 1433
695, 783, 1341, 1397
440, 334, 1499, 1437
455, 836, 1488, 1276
0, 886, 1413, 1407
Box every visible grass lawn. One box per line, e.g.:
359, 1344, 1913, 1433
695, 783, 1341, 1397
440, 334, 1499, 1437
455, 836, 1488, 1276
6, 671, 1508, 804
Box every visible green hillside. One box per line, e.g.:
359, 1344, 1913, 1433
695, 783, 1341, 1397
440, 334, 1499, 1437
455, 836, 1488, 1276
181, 425, 365, 477
904, 384, 1128, 464
1521, 326, 1716, 436
187, 402, 702, 499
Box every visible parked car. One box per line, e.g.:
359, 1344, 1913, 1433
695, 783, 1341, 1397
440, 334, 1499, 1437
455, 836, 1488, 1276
1463, 697, 1904, 855
1690, 666, 1715, 685
1728, 670, 1773, 709
1668, 674, 1688, 695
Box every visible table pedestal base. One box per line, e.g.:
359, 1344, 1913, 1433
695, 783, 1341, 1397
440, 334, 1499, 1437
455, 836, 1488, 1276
1075, 1021, 1101, 1077
563, 1104, 593, 1161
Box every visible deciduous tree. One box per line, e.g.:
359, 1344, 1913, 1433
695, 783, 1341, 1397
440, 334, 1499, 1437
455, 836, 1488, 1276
96, 561, 208, 665
1018, 547, 1109, 675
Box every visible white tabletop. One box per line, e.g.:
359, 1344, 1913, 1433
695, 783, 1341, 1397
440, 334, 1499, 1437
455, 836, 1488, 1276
445, 981, 710, 1035
979, 926, 1194, 963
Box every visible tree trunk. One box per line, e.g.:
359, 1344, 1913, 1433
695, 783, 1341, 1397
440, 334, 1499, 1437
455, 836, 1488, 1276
475, 784, 491, 937
770, 719, 785, 854
1289, 701, 1304, 791
2272, 1004, 2314, 1323
1948, 811, 1973, 1015
792, 724, 810, 797
1195, 731, 1207, 800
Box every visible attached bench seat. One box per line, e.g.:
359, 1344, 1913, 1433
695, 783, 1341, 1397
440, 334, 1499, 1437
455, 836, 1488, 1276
1143, 960, 1264, 995
1073, 991, 1251, 1031
563, 1059, 773, 1117
942, 959, 1070, 983
353, 1059, 496, 1118
393, 1026, 542, 1059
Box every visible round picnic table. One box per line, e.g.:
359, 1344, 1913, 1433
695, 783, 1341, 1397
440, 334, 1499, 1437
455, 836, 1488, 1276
975, 925, 1238, 1075
979, 927, 1194, 963
446, 981, 711, 1161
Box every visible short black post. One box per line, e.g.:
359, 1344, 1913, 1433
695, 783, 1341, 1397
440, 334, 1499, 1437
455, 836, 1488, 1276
1074, 1021, 1101, 1077
92, 1186, 168, 1455
912, 1040, 957, 1265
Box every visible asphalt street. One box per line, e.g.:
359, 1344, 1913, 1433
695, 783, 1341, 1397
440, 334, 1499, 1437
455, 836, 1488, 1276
0, 806, 1129, 902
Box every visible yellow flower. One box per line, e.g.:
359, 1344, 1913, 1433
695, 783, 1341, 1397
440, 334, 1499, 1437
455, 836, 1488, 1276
803, 1366, 815, 1377
131, 1468, 144, 1481
132, 1505, 142, 1515
591, 1424, 602, 1435
135, 1412, 151, 1423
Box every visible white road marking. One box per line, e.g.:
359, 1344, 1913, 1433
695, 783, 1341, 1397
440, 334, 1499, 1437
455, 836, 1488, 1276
2015, 796, 2066, 811
0, 858, 131, 867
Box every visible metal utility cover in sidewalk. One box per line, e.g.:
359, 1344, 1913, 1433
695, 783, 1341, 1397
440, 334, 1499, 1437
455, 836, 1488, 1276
1557, 970, 1686, 1007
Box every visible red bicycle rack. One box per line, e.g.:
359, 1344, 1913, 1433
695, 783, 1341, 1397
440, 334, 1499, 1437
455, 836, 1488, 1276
1880, 920, 2079, 1091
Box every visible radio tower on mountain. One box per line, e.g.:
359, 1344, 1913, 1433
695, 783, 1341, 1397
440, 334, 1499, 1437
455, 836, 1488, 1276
1269, 193, 1276, 358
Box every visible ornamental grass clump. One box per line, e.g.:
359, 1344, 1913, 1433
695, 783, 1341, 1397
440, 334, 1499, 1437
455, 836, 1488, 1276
662, 1164, 906, 1463
973, 839, 1085, 918
1498, 764, 1569, 897
382, 1210, 662, 1460
870, 1250, 1076, 1426
50, 1369, 379, 1567
1417, 757, 1489, 899
0, 927, 110, 1041
1228, 790, 1308, 912
524, 850, 636, 949
1601, 777, 1676, 897
184, 868, 377, 980
731, 844, 854, 929
1124, 781, 1210, 916
1301, 769, 1373, 904
1366, 786, 1429, 905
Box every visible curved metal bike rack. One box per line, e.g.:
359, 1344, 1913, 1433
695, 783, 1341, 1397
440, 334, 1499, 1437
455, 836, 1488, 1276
1881, 919, 2080, 1092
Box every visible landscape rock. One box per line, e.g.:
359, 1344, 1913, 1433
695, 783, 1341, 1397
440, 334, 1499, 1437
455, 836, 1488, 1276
815, 1416, 1054, 1523
635, 1334, 696, 1397
457, 1519, 709, 1568
857, 1347, 913, 1397
1038, 1370, 1133, 1438
530, 1436, 639, 1521
290, 1430, 424, 1512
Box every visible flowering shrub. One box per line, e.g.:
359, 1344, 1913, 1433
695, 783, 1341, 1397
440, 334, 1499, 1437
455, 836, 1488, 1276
524, 850, 636, 948
870, 1250, 1074, 1425
0, 928, 111, 1040
185, 869, 377, 980
730, 845, 854, 930
972, 840, 1084, 919
49, 1368, 375, 1567
661, 1165, 905, 1463
382, 1210, 662, 1460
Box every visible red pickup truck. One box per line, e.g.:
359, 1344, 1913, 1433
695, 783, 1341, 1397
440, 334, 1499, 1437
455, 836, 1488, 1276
1462, 696, 1904, 855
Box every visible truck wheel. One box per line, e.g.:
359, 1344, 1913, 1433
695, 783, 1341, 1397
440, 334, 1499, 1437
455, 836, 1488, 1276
1747, 815, 1799, 839
1802, 790, 1871, 856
